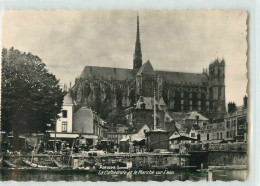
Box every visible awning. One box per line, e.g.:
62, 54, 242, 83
49, 133, 98, 139
169, 136, 197, 141
201, 139, 223, 144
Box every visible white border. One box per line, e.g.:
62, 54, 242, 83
0, 0, 259, 186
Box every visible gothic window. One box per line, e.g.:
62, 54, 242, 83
129, 89, 135, 106
209, 87, 213, 111
218, 87, 221, 99
116, 90, 122, 107
226, 121, 230, 128
209, 88, 213, 100
218, 69, 221, 78
192, 92, 198, 111
174, 90, 181, 111
201, 91, 206, 111
184, 90, 189, 110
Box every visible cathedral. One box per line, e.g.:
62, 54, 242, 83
70, 15, 226, 124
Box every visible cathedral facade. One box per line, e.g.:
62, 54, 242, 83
71, 15, 226, 121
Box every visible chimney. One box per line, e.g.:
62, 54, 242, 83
196, 115, 199, 125
228, 102, 236, 113
243, 96, 248, 109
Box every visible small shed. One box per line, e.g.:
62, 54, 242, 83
119, 136, 130, 152
145, 129, 169, 150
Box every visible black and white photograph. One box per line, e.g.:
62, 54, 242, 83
0, 9, 248, 182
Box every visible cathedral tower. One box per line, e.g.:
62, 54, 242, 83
133, 14, 143, 70
208, 59, 226, 118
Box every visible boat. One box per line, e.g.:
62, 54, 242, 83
22, 159, 48, 168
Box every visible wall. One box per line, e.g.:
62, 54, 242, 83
71, 154, 190, 169
208, 151, 247, 166
73, 107, 94, 133
147, 132, 169, 150
56, 104, 73, 133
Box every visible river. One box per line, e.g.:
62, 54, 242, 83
0, 169, 247, 182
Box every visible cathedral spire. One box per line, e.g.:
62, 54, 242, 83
133, 13, 142, 70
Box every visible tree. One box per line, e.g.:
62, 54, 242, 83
1, 47, 64, 135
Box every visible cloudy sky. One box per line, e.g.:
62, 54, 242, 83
2, 10, 247, 106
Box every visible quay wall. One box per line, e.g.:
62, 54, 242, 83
189, 151, 247, 169
71, 153, 190, 169
2, 153, 190, 170
208, 151, 247, 166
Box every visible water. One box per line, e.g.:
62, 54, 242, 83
0, 169, 247, 182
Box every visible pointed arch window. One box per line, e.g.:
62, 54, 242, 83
192, 92, 198, 110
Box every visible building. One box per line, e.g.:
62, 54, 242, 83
145, 129, 169, 150
107, 124, 129, 146
118, 123, 150, 152
49, 92, 108, 146
165, 111, 209, 129
164, 111, 208, 141
169, 136, 197, 153
70, 15, 227, 124
125, 96, 165, 129
197, 122, 225, 143
224, 96, 248, 142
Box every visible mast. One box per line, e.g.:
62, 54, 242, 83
153, 88, 157, 130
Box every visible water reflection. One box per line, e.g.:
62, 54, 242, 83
0, 169, 247, 182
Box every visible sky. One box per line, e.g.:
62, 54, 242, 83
2, 10, 248, 106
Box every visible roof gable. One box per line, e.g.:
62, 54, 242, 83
136, 60, 156, 76
186, 111, 208, 121
63, 92, 73, 105
135, 96, 163, 110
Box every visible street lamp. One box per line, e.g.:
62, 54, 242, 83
54, 102, 58, 152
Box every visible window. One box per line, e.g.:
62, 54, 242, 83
217, 133, 219, 139
191, 133, 195, 137
184, 91, 190, 110
201, 91, 206, 111
140, 103, 146, 109
226, 121, 230, 128
220, 133, 222, 139
62, 110, 67, 118
62, 121, 67, 132
174, 90, 181, 111
192, 92, 198, 110
207, 134, 210, 140
226, 131, 229, 138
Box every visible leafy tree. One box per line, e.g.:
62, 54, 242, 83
1, 47, 64, 136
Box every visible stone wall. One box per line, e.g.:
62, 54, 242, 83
208, 151, 247, 166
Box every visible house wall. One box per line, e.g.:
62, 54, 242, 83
56, 104, 73, 133
73, 108, 94, 133
188, 128, 198, 139
131, 125, 150, 141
